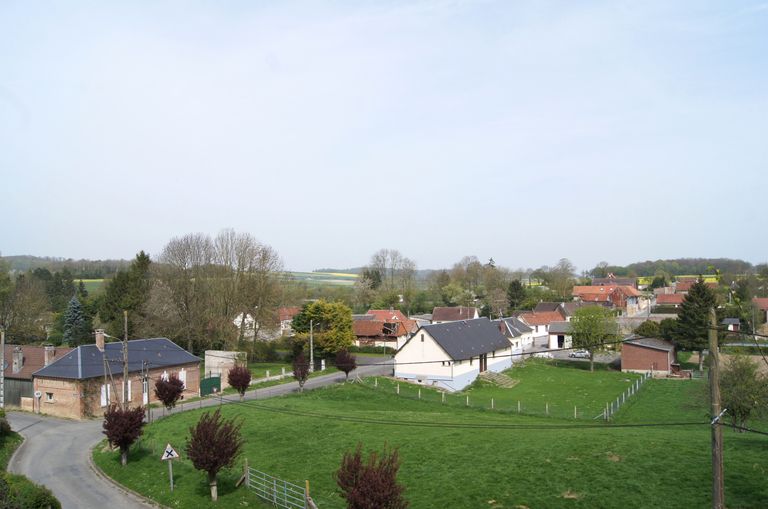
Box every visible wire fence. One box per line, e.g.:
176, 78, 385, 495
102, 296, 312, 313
356, 371, 652, 421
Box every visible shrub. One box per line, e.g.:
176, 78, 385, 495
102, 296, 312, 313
335, 350, 357, 381
102, 404, 146, 466
153, 374, 185, 410
186, 409, 244, 501
4, 472, 61, 509
336, 443, 408, 509
292, 352, 310, 393
251, 341, 280, 362
227, 365, 252, 400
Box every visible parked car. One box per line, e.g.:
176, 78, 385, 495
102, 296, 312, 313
569, 349, 590, 359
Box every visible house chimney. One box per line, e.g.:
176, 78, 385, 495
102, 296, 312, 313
44, 345, 56, 366
95, 329, 105, 352
12, 346, 23, 374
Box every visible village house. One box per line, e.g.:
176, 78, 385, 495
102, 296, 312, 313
278, 307, 301, 336
721, 318, 740, 332
572, 285, 646, 316
518, 311, 564, 346
547, 321, 573, 350
2, 344, 72, 408
494, 316, 534, 351
655, 294, 685, 307
32, 329, 200, 420
621, 337, 676, 375
394, 318, 512, 391
752, 298, 768, 323
431, 306, 479, 324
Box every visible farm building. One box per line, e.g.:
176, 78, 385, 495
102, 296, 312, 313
394, 318, 512, 391
33, 329, 200, 419
547, 321, 573, 350
2, 345, 72, 407
621, 337, 675, 375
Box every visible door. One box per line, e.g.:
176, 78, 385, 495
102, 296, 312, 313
479, 354, 488, 372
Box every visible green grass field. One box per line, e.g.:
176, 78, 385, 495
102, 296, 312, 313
283, 271, 358, 286
93, 369, 768, 509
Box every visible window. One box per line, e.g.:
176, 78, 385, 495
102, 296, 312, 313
100, 384, 111, 407
179, 368, 187, 389
420, 333, 424, 342
45, 392, 54, 402
161, 370, 169, 382
470, 357, 473, 366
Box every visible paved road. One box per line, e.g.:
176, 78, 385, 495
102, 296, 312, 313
7, 360, 392, 509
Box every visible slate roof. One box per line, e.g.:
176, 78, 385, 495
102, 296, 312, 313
534, 302, 562, 313
623, 337, 674, 352
495, 317, 533, 338
548, 321, 572, 334
3, 345, 73, 380
416, 318, 510, 361
431, 306, 479, 322
33, 338, 200, 380
721, 318, 740, 325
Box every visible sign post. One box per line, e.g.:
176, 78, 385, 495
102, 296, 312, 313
161, 443, 180, 491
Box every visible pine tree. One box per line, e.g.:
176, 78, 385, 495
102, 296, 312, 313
674, 278, 717, 370
62, 296, 91, 346
507, 280, 525, 310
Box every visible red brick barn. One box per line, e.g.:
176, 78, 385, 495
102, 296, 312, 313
621, 337, 675, 375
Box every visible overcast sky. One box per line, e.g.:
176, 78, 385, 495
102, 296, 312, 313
1, 1, 766, 272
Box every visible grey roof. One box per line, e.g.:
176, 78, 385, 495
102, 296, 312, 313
548, 321, 572, 334
623, 337, 674, 352
721, 318, 740, 325
352, 314, 375, 321
534, 302, 562, 313
33, 338, 200, 380
495, 316, 533, 338
592, 277, 636, 287
414, 318, 510, 360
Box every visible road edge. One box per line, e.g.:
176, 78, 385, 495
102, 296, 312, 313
6, 431, 27, 474
88, 445, 166, 509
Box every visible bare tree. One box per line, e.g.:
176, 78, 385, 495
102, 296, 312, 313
186, 409, 244, 501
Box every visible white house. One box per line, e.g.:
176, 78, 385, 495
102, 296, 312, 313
547, 321, 573, 350
494, 316, 534, 351
394, 318, 512, 392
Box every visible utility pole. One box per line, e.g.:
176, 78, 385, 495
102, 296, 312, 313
0, 326, 5, 409
309, 320, 314, 373
123, 310, 129, 409
709, 307, 724, 509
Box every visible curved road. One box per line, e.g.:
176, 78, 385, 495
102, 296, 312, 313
7, 360, 391, 509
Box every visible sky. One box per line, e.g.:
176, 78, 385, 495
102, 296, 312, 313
1, 0, 767, 272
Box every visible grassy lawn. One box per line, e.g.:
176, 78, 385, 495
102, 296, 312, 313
94, 376, 768, 509
362, 359, 642, 419
0, 432, 23, 469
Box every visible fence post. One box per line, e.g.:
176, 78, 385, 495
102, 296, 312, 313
574, 406, 577, 419
418, 388, 421, 400
273, 479, 277, 504
546, 402, 549, 416
397, 384, 400, 395
244, 458, 249, 487
441, 392, 445, 404
466, 395, 469, 406
491, 398, 494, 410
517, 401, 521, 413
282, 367, 286, 376
375, 377, 378, 388
266, 370, 270, 379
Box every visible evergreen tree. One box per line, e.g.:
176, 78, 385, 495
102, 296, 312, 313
99, 251, 152, 336
674, 278, 717, 370
62, 296, 91, 345
506, 280, 525, 310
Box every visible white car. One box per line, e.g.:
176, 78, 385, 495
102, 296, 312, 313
569, 350, 590, 359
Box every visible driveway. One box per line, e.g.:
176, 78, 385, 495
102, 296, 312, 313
7, 359, 392, 509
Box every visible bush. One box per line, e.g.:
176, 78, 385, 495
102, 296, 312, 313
153, 374, 185, 410
4, 472, 61, 509
336, 443, 408, 509
0, 418, 12, 438
251, 341, 280, 362
348, 345, 395, 355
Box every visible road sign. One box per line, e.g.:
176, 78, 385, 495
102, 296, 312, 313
161, 444, 179, 461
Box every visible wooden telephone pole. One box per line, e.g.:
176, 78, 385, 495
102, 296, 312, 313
123, 310, 129, 409
709, 307, 724, 509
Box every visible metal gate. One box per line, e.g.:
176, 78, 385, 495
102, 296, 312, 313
246, 467, 307, 509
200, 375, 221, 396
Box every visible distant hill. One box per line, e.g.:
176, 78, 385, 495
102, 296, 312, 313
597, 258, 754, 277
1, 255, 129, 278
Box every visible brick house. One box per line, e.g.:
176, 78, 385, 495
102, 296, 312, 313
32, 330, 200, 419
621, 337, 675, 375
2, 344, 72, 407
